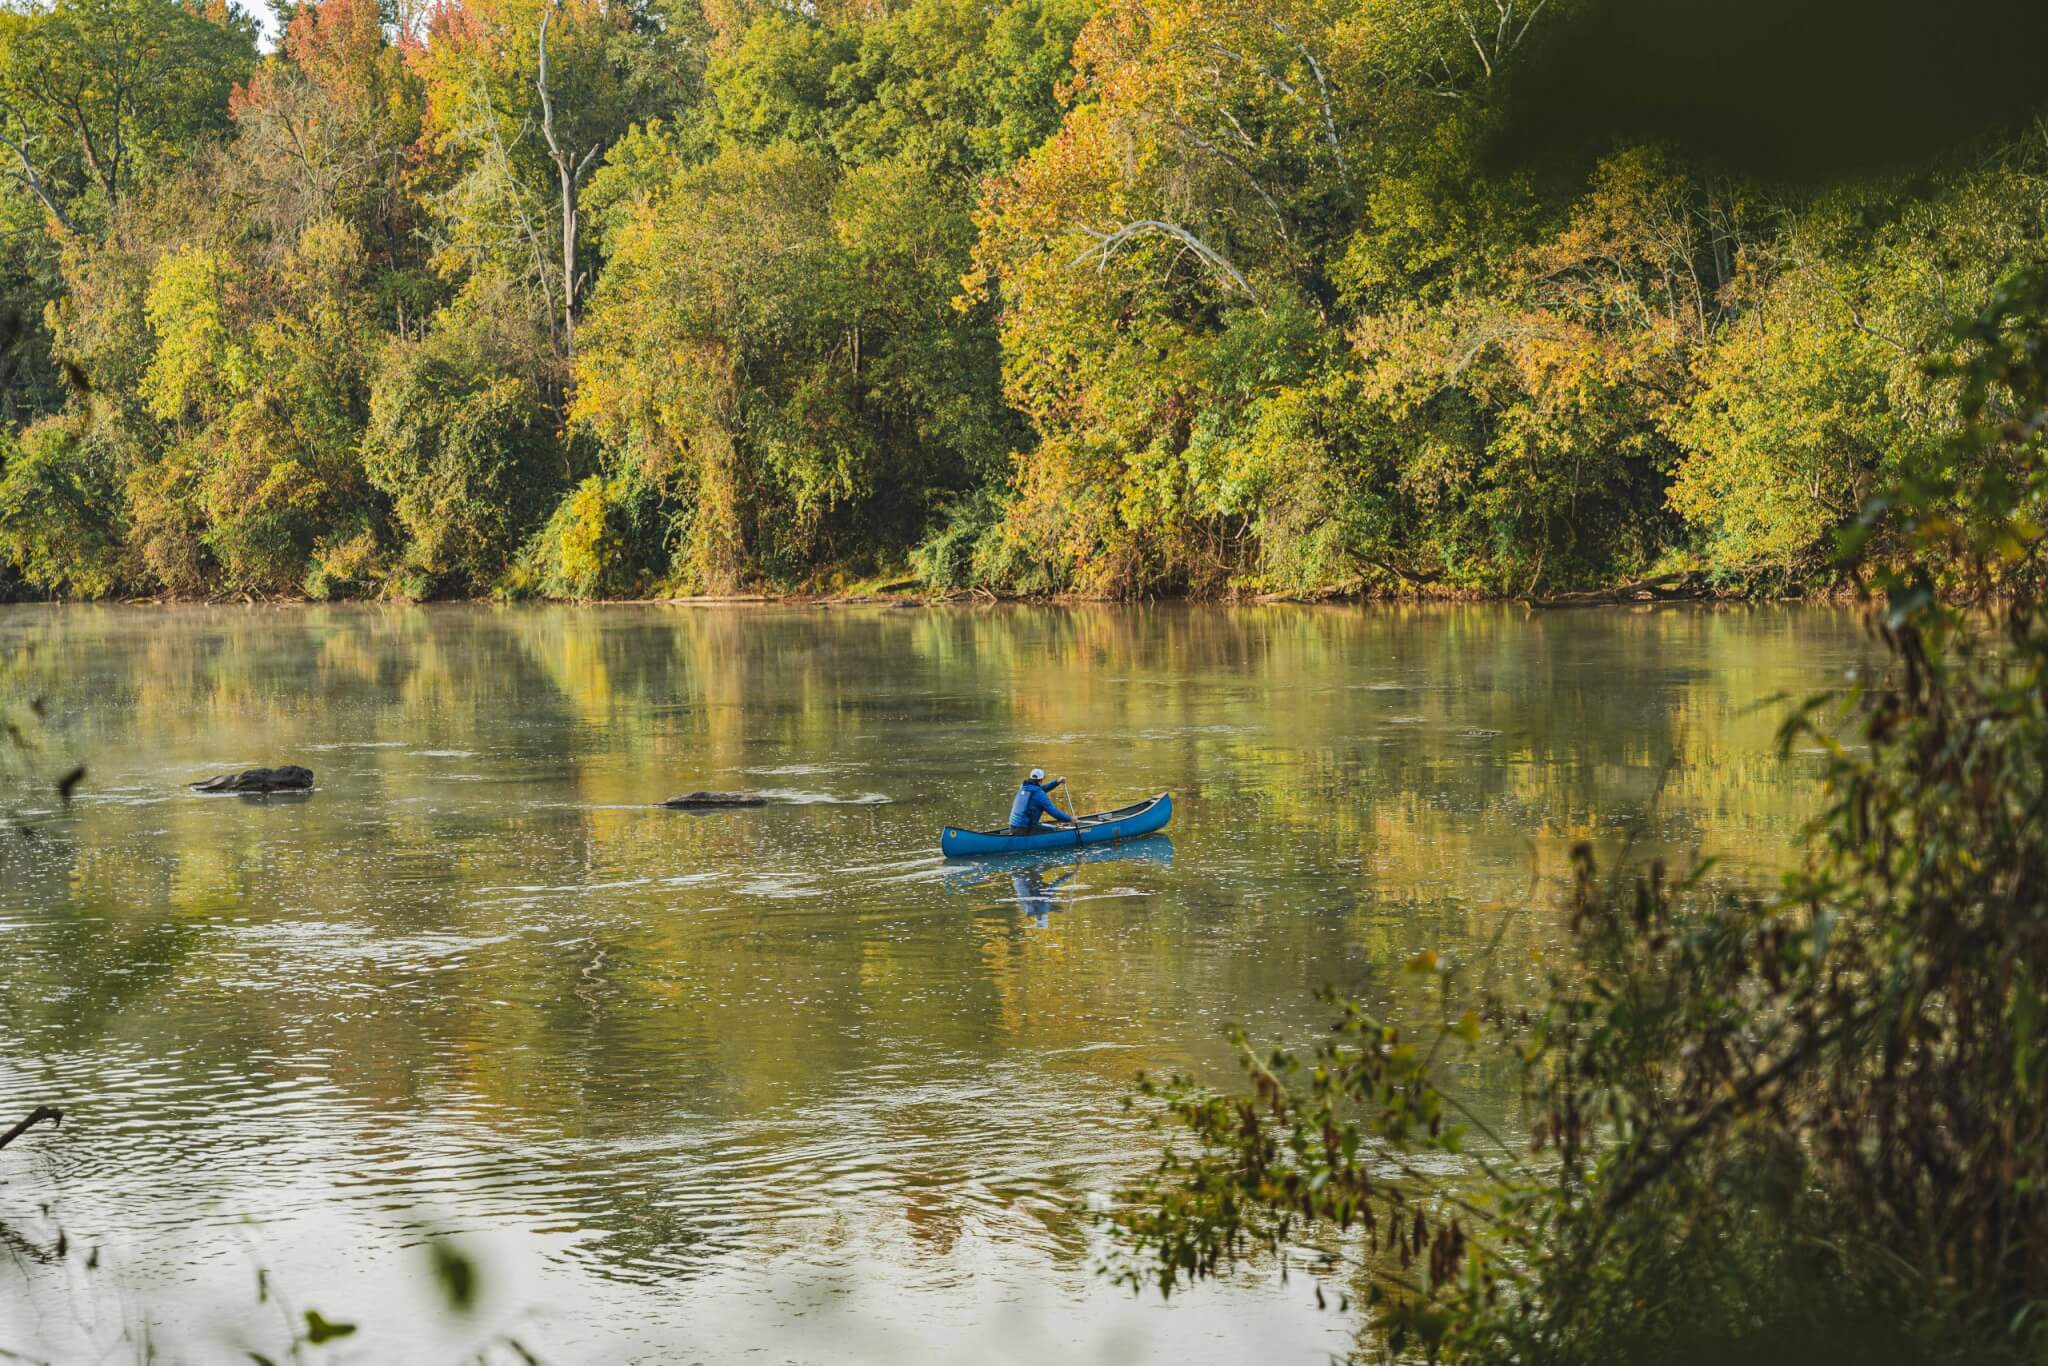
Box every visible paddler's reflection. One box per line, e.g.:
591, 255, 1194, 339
940, 835, 1174, 923
1010, 867, 1078, 927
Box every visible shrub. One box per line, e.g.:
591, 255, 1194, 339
0, 419, 131, 598
516, 471, 674, 600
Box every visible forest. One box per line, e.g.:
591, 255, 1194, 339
2, 0, 2046, 601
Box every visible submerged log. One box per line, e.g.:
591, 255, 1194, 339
661, 791, 767, 808
191, 765, 315, 794
0, 1105, 62, 1151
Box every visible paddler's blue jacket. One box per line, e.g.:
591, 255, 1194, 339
1008, 778, 1073, 831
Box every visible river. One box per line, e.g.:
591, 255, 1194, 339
0, 602, 1875, 1363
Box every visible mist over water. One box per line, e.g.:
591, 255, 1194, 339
0, 603, 1874, 1361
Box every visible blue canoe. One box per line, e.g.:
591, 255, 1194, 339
940, 834, 1176, 893
941, 792, 1173, 858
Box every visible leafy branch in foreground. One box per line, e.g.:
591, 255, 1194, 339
1104, 266, 2048, 1363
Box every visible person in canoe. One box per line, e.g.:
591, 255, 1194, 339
1008, 768, 1076, 835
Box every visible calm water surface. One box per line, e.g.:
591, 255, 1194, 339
0, 604, 1875, 1363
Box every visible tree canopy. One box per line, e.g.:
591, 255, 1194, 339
1, 0, 2045, 599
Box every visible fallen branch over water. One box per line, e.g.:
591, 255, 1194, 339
0, 1105, 62, 1150
1254, 577, 1361, 604
1524, 572, 1714, 608
1255, 558, 1452, 603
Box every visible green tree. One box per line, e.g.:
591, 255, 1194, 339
571, 139, 1015, 591
136, 217, 386, 594
0, 0, 255, 237
0, 415, 128, 595
363, 271, 566, 596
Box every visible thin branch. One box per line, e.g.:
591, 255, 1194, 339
0, 162, 78, 236
1204, 100, 1261, 152
478, 93, 558, 329
1458, 7, 1493, 80
1812, 272, 1912, 355
1069, 220, 1259, 302
1199, 40, 1298, 98
1443, 315, 1563, 376
0, 101, 80, 236
1162, 118, 1288, 235
1599, 1014, 1860, 1220
1297, 40, 1348, 174
1263, 20, 1348, 178
1509, 0, 1551, 52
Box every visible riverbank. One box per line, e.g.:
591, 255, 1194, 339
1, 567, 1845, 611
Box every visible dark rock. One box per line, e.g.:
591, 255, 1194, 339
661, 791, 766, 808
192, 766, 315, 794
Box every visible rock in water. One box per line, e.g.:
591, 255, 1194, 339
192, 766, 315, 794
661, 791, 766, 808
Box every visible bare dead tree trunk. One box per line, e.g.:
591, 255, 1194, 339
536, 0, 600, 360
556, 151, 577, 351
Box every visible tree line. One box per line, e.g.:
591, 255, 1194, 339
0, 0, 2043, 600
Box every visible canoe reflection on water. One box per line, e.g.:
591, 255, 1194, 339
941, 835, 1175, 926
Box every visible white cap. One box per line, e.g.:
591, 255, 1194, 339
1029, 767, 1045, 781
